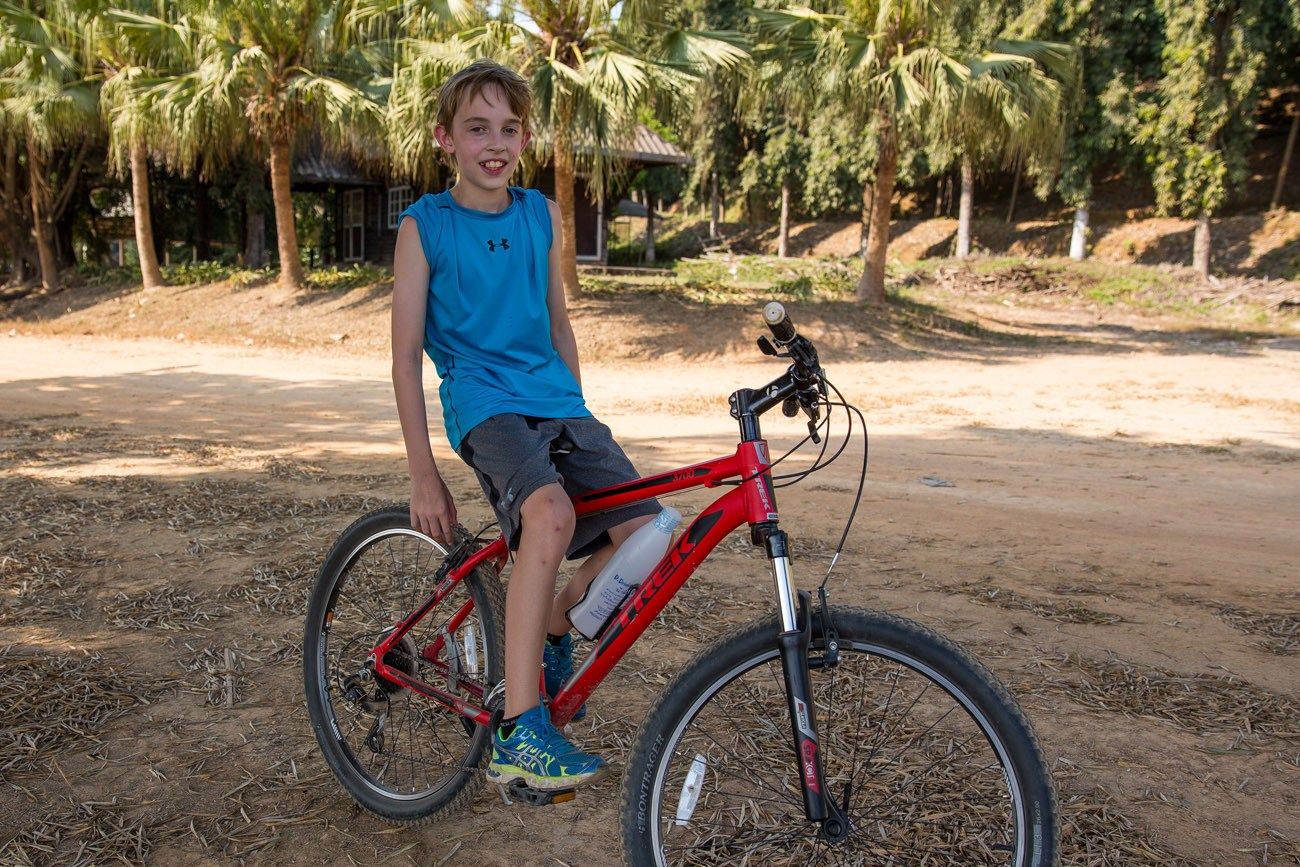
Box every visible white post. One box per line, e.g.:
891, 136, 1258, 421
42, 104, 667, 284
956, 157, 974, 259
1069, 207, 1089, 260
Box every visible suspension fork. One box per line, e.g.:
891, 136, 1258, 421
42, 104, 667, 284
766, 529, 850, 840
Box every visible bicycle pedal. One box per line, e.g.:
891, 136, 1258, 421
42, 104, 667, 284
496, 780, 575, 807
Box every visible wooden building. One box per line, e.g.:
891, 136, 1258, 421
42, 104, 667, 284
291, 125, 689, 266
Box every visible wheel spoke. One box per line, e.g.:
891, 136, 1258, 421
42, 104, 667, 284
641, 614, 1045, 866
307, 521, 501, 808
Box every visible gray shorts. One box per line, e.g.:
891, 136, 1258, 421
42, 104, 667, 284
457, 414, 661, 560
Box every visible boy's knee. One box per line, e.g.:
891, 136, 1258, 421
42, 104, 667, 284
520, 484, 575, 540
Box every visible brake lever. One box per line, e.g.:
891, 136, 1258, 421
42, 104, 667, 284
807, 417, 821, 444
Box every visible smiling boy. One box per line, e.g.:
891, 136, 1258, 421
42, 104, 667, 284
390, 60, 658, 791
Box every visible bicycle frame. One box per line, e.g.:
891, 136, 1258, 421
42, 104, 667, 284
367, 437, 778, 728
365, 349, 841, 829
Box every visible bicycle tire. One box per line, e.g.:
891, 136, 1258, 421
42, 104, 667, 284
303, 505, 505, 824
619, 605, 1058, 866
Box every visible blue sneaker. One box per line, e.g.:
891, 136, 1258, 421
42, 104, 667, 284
543, 633, 587, 721
486, 705, 607, 791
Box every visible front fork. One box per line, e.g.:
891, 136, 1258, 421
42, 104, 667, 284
766, 529, 851, 841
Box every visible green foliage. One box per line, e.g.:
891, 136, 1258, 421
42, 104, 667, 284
307, 263, 389, 291
161, 260, 237, 284
673, 255, 855, 298
1136, 0, 1270, 217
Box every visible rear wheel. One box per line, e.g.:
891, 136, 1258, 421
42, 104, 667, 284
620, 606, 1058, 866
303, 505, 504, 823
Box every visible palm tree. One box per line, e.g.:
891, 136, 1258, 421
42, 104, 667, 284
389, 5, 747, 298
741, 38, 817, 258
755, 1, 1074, 303
944, 41, 1076, 258
129, 0, 383, 291
97, 3, 195, 291
0, 0, 100, 293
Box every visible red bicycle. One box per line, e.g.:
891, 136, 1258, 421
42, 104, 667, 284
304, 303, 1059, 865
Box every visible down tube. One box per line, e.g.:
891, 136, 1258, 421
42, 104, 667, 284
550, 486, 750, 723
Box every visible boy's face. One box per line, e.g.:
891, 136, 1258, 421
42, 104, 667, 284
435, 84, 531, 194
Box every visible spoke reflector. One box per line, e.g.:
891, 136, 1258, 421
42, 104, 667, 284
674, 754, 707, 826
465, 624, 479, 674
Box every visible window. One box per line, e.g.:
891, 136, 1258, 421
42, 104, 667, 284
343, 189, 364, 262
387, 185, 414, 229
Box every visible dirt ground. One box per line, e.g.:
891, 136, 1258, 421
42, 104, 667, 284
1, 286, 1298, 866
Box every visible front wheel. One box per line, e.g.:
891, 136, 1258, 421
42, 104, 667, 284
620, 606, 1058, 866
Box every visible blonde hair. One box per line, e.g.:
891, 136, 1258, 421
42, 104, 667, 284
436, 60, 532, 134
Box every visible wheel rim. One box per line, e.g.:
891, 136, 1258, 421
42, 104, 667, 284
313, 527, 493, 802
648, 638, 1028, 866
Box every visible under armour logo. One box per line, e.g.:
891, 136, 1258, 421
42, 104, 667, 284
486, 237, 509, 252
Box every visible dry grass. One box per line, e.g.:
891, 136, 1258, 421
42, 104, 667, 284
0, 416, 239, 470
931, 580, 1125, 625
1213, 603, 1299, 655
1171, 593, 1299, 655
103, 587, 226, 632
0, 539, 103, 623
0, 648, 177, 775
1032, 654, 1300, 739
1060, 788, 1203, 866
221, 554, 316, 617
0, 797, 185, 866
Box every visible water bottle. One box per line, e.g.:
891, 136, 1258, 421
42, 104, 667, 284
567, 507, 682, 640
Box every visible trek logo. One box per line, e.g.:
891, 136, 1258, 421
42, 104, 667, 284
486, 237, 510, 252
595, 510, 723, 655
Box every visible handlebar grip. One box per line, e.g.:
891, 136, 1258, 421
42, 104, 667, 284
763, 301, 796, 344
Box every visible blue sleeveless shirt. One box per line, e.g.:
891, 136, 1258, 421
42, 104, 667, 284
399, 187, 589, 450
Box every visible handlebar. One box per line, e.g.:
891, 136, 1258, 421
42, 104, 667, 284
731, 302, 827, 442
763, 301, 797, 345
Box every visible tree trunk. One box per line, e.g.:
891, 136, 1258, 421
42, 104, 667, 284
25, 138, 59, 293
956, 156, 974, 259
860, 180, 874, 262
778, 177, 790, 258
245, 209, 267, 267
1271, 104, 1298, 211
268, 136, 305, 290
1006, 159, 1022, 224
195, 178, 212, 260
709, 170, 720, 239
933, 177, 943, 218
130, 140, 165, 290
1069, 206, 1089, 260
553, 136, 582, 299
644, 192, 656, 264
1, 137, 36, 285
856, 119, 897, 304
1192, 212, 1211, 280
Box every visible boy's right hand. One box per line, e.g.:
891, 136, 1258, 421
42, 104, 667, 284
410, 471, 457, 545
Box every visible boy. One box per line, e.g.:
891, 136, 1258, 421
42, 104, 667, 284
390, 59, 659, 791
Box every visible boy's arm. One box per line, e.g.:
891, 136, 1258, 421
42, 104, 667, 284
546, 198, 582, 388
392, 216, 457, 543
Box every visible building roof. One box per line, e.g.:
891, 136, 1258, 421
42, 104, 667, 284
290, 124, 690, 189
293, 152, 377, 186
606, 125, 692, 166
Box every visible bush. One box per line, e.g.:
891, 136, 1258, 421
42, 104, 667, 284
307, 264, 390, 291
162, 261, 238, 285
